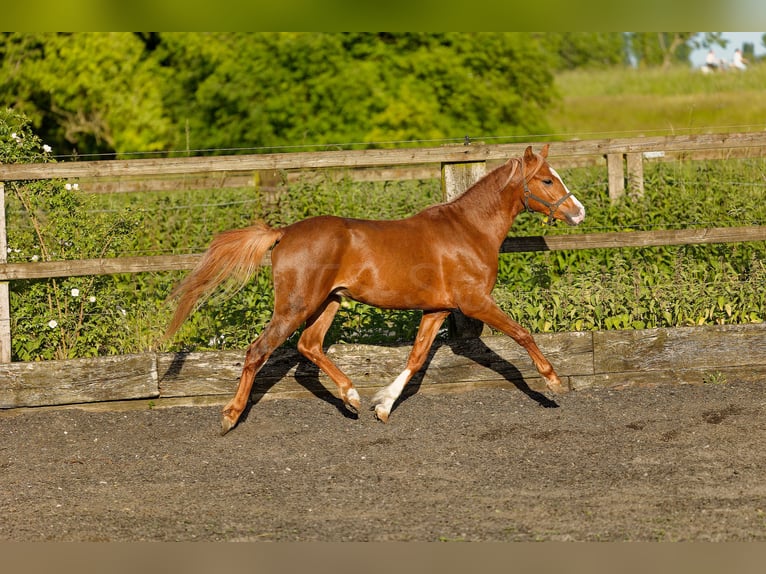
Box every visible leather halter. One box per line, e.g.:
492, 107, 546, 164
520, 155, 573, 225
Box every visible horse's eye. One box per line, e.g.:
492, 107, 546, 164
542, 179, 553, 186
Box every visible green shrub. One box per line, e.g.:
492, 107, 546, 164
2, 108, 140, 360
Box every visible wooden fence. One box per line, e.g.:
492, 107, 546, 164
2, 323, 765, 410
1, 133, 765, 408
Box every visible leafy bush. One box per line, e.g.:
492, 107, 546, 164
2, 108, 140, 360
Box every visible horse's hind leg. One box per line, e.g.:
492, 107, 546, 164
297, 296, 361, 413
372, 310, 450, 422
221, 314, 304, 436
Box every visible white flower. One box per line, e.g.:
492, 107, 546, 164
43, 145, 52, 153
31, 255, 39, 262
11, 132, 20, 142
73, 183, 79, 190
65, 183, 72, 190
48, 320, 58, 329
89, 296, 96, 303
71, 288, 80, 297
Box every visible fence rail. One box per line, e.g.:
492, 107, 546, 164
1, 132, 766, 364
0, 226, 764, 283
3, 323, 765, 410
2, 131, 766, 182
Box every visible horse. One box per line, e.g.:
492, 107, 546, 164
165, 144, 586, 435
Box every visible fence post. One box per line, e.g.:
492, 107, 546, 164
441, 159, 489, 339
626, 152, 644, 198
0, 182, 11, 362
606, 153, 625, 203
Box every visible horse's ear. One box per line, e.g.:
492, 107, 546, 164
540, 144, 550, 158
523, 146, 535, 162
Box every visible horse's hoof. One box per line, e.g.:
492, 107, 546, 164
220, 415, 237, 436
545, 376, 569, 395
374, 405, 389, 423
344, 401, 359, 416
344, 388, 361, 414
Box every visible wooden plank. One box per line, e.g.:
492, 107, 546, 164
2, 132, 765, 181
76, 166, 443, 194
1, 325, 763, 408
81, 173, 256, 194
592, 323, 766, 374
0, 225, 762, 281
572, 365, 766, 391
0, 353, 158, 408
157, 332, 594, 400
157, 350, 248, 397
415, 332, 593, 393
0, 254, 203, 281
626, 152, 644, 197
41, 145, 766, 196
606, 153, 625, 203
0, 182, 10, 363
500, 225, 766, 253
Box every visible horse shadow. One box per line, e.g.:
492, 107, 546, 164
238, 349, 357, 426
235, 336, 558, 424
394, 337, 560, 414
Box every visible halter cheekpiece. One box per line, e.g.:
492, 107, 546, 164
520, 156, 573, 225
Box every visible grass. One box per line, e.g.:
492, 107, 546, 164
549, 64, 766, 139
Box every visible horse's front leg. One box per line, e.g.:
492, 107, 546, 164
461, 298, 568, 394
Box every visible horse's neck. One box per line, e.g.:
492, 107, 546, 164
446, 160, 523, 245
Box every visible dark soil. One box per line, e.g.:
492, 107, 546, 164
2, 380, 765, 541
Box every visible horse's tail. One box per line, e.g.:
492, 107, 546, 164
163, 221, 284, 341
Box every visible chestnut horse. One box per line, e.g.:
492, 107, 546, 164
165, 145, 585, 435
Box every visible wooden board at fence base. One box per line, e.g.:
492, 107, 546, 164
571, 364, 766, 392
592, 323, 766, 373
156, 332, 595, 401
0, 353, 158, 409
1, 324, 764, 409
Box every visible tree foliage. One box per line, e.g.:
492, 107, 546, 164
0, 32, 729, 158
0, 33, 171, 156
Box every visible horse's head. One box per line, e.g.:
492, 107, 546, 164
519, 144, 585, 226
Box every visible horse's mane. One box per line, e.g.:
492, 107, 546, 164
443, 158, 520, 219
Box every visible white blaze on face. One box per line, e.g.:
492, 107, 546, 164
550, 167, 586, 224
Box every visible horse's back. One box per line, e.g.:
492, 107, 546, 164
271, 213, 464, 309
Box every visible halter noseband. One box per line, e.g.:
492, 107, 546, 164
520, 156, 573, 226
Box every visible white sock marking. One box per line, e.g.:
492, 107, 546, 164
373, 369, 412, 415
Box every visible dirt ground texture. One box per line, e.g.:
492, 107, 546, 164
2, 378, 766, 542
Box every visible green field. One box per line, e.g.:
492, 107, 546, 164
6, 66, 766, 360
549, 64, 766, 138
